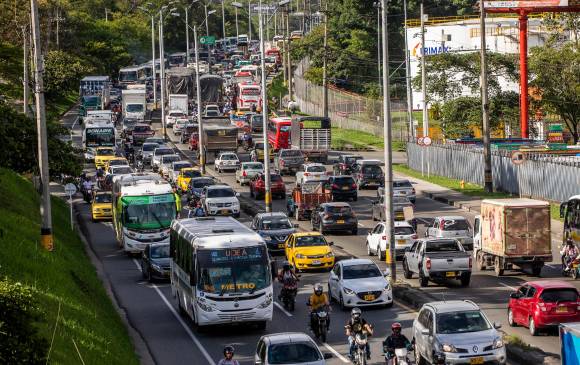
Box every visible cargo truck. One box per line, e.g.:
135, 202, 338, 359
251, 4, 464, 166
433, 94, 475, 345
194, 118, 237, 160
168, 94, 188, 114
473, 199, 552, 276
122, 89, 147, 123
290, 116, 331, 164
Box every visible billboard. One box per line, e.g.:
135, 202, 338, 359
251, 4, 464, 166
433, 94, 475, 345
484, 0, 569, 8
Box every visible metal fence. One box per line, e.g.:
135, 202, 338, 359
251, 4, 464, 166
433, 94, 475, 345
407, 142, 580, 203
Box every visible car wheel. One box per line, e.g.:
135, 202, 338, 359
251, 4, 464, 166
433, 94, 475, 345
529, 317, 538, 336
419, 272, 429, 287
460, 273, 471, 287
339, 293, 346, 311
366, 241, 374, 256
403, 259, 413, 279
508, 308, 517, 327
372, 210, 377, 221
177, 291, 186, 316
378, 248, 385, 261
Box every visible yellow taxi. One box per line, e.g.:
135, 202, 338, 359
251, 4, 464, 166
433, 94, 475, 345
94, 147, 116, 169
252, 142, 274, 162
284, 232, 335, 272
176, 167, 202, 192
104, 157, 129, 171
91, 191, 113, 221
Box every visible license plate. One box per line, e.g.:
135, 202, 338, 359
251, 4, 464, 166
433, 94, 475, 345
470, 357, 484, 365
342, 186, 349, 190
312, 260, 321, 265
446, 271, 456, 277
557, 306, 568, 313
397, 239, 406, 245
337, 220, 345, 224
221, 209, 229, 215
364, 294, 375, 301
278, 244, 284, 248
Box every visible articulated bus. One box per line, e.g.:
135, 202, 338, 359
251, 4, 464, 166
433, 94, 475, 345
171, 217, 273, 329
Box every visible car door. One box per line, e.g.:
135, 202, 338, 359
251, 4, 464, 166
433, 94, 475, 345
410, 241, 422, 273
285, 235, 294, 261
414, 309, 433, 359
512, 285, 529, 324
368, 223, 383, 253
520, 285, 536, 325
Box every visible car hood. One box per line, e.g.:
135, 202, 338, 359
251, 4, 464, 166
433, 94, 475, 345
294, 246, 332, 256
436, 329, 498, 348
205, 197, 239, 204
342, 276, 387, 292
151, 257, 171, 268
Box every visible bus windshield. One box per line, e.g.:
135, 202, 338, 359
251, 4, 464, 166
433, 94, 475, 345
120, 71, 138, 82
126, 104, 144, 113
85, 128, 115, 147
197, 246, 270, 294
121, 194, 177, 230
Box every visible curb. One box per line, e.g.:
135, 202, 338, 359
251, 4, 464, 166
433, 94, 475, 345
505, 343, 560, 364
392, 283, 437, 310
423, 192, 481, 214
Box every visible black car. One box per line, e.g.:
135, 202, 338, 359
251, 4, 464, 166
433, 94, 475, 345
332, 155, 363, 175
327, 175, 358, 201
251, 212, 297, 254
250, 114, 264, 133
311, 202, 358, 235
186, 176, 217, 202
141, 243, 171, 281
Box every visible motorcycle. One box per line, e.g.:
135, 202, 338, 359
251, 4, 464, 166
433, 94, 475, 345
81, 184, 93, 203
562, 256, 580, 279
280, 287, 297, 311
242, 138, 254, 151
352, 332, 369, 365
383, 347, 412, 365
311, 307, 329, 342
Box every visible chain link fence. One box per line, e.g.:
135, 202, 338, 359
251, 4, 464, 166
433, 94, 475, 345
407, 142, 580, 202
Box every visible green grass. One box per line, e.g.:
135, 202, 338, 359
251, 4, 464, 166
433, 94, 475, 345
267, 74, 288, 112
393, 163, 563, 221
331, 127, 406, 152
47, 93, 77, 123
0, 168, 139, 365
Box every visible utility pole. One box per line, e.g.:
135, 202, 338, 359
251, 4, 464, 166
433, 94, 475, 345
248, 2, 252, 42
159, 13, 167, 140
31, 0, 53, 251
480, 0, 493, 192
404, 0, 414, 138
235, 5, 239, 38
282, 9, 287, 86
375, 2, 381, 96
381, 0, 395, 281
151, 15, 157, 109
186, 5, 190, 64
420, 2, 429, 137
259, 2, 272, 212
286, 11, 293, 101
321, 0, 328, 117
23, 26, 30, 117
221, 0, 226, 45
194, 25, 206, 174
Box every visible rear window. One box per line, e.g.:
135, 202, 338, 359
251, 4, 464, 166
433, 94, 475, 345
307, 165, 326, 173
326, 205, 352, 214
281, 150, 302, 157
395, 226, 415, 235
540, 288, 578, 302
394, 181, 412, 188
270, 174, 283, 182
442, 219, 471, 231
244, 163, 263, 170
333, 176, 355, 185
155, 148, 173, 155
133, 126, 151, 132
142, 143, 158, 151
425, 240, 460, 253
362, 165, 382, 174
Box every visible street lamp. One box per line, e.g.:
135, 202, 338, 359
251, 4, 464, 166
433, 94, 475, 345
205, 5, 217, 37
158, 6, 179, 140
184, 0, 199, 64
232, 1, 242, 38
138, 3, 158, 109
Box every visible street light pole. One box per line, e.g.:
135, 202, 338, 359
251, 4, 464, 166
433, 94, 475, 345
186, 6, 190, 64
235, 6, 239, 38
480, 0, 493, 192
151, 15, 158, 109
420, 2, 429, 137
248, 1, 252, 42
22, 26, 30, 117
375, 2, 382, 96
381, 0, 395, 281
193, 25, 206, 174
259, 1, 272, 212
404, 0, 413, 138
221, 0, 226, 45
205, 4, 210, 37
159, 10, 167, 140
30, 0, 53, 251
321, 0, 328, 118
286, 10, 292, 101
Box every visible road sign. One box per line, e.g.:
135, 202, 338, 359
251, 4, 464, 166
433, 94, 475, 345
511, 151, 526, 165
423, 136, 432, 146
200, 36, 215, 45
417, 137, 424, 146
64, 183, 77, 195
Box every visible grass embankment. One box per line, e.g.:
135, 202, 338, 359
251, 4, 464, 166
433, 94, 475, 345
393, 163, 563, 222
331, 128, 406, 152
0, 169, 139, 364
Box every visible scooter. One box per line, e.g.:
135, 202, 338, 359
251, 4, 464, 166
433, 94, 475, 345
311, 307, 329, 343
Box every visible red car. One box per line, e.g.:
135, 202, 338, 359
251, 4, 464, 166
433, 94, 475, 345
508, 280, 580, 336
250, 173, 286, 200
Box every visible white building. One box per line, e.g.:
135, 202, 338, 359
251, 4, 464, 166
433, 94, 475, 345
406, 16, 559, 110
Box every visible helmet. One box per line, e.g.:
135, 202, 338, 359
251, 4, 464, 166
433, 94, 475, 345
283, 261, 291, 271
392, 322, 402, 333
351, 307, 362, 320
567, 238, 574, 245
224, 345, 235, 357
314, 283, 323, 295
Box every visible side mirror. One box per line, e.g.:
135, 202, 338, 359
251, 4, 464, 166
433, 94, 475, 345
493, 322, 502, 329
323, 353, 333, 360
421, 329, 430, 336
293, 223, 299, 228
384, 268, 391, 277
328, 241, 334, 246
236, 192, 241, 197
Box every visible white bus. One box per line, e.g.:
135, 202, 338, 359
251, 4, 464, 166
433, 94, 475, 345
171, 217, 274, 329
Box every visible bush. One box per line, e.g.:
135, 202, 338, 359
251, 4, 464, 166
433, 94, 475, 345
0, 278, 48, 364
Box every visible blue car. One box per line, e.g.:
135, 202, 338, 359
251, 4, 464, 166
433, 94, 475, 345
251, 212, 297, 254
186, 176, 217, 202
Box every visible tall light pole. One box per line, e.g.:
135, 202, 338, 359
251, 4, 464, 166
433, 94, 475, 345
31, 0, 53, 250
185, 1, 199, 64
420, 2, 429, 137
321, 0, 328, 118
235, 3, 239, 38
285, 8, 292, 101
22, 25, 30, 117
404, 0, 414, 138
248, 1, 252, 42
381, 0, 395, 281
480, 0, 493, 192
138, 4, 158, 109
374, 1, 382, 96
194, 25, 206, 174
158, 6, 179, 141
221, 0, 226, 46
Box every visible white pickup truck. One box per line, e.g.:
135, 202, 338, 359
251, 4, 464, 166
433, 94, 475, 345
402, 238, 472, 287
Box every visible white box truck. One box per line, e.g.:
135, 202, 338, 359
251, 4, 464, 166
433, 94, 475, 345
168, 94, 188, 114
122, 89, 147, 123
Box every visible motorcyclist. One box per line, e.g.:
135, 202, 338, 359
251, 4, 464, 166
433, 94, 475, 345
383, 322, 412, 363
277, 262, 298, 300
241, 131, 253, 148
345, 307, 373, 360
307, 284, 330, 332
124, 142, 134, 163
217, 345, 239, 365
562, 238, 579, 271
81, 178, 93, 202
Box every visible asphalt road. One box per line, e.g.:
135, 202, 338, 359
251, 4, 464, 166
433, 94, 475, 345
61, 106, 574, 364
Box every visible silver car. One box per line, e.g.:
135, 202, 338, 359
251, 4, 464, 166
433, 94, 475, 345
139, 142, 159, 164
413, 300, 506, 365
236, 162, 264, 185
425, 216, 473, 251
255, 332, 332, 365
377, 179, 416, 203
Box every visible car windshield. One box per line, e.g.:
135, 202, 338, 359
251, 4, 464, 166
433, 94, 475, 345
362, 165, 382, 174
442, 219, 471, 231
261, 218, 292, 230
155, 148, 173, 156
112, 167, 132, 174
281, 150, 302, 157
126, 104, 143, 113
207, 188, 235, 198
394, 181, 413, 188
426, 241, 460, 253
94, 194, 112, 203
109, 159, 127, 166
173, 163, 192, 171
182, 170, 201, 178
170, 112, 185, 118
270, 175, 283, 182
192, 178, 215, 188
307, 165, 326, 173
326, 206, 352, 214
437, 311, 491, 334
267, 343, 322, 364
345, 156, 363, 164
395, 226, 415, 235
150, 245, 170, 259
334, 177, 355, 185
221, 154, 238, 160
342, 264, 382, 280
97, 148, 115, 155
142, 143, 158, 151
295, 235, 327, 247
162, 156, 180, 164
244, 163, 263, 170
122, 194, 177, 229
540, 288, 578, 302
133, 126, 150, 133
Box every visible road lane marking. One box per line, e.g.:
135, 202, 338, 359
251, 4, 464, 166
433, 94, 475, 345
322, 343, 349, 363
273, 301, 293, 317
358, 223, 365, 227
131, 259, 216, 365
499, 282, 517, 291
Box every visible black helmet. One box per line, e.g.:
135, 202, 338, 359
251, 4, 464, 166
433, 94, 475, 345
224, 345, 235, 357
283, 261, 291, 271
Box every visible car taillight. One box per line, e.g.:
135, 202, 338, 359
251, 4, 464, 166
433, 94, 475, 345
243, 171, 247, 176
577, 303, 580, 311
469, 257, 472, 269
538, 303, 547, 312
439, 220, 445, 231
381, 235, 387, 240
351, 183, 357, 189
280, 160, 285, 166
304, 172, 310, 176
332, 184, 339, 189
426, 258, 431, 270
412, 188, 416, 194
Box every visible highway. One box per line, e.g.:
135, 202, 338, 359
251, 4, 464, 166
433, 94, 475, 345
62, 107, 574, 364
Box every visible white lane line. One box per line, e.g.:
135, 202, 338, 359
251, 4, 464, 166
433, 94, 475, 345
322, 343, 349, 363
499, 282, 517, 291
358, 223, 365, 227
130, 258, 216, 365
273, 301, 293, 317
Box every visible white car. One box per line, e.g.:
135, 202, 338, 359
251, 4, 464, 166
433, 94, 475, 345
255, 332, 332, 365
168, 160, 193, 183
151, 146, 174, 171
165, 109, 186, 128
107, 165, 133, 176
172, 118, 188, 135
295, 163, 328, 186
366, 221, 418, 260
159, 154, 181, 179
201, 185, 240, 218
214, 152, 240, 172
204, 104, 221, 117
328, 258, 392, 309
236, 162, 264, 185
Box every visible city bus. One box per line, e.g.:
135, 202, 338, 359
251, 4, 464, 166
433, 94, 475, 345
267, 116, 293, 150
168, 52, 187, 67
112, 173, 180, 253
118, 66, 146, 87
560, 196, 580, 249
170, 216, 273, 329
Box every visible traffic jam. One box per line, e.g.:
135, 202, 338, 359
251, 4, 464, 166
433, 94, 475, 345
73, 37, 579, 365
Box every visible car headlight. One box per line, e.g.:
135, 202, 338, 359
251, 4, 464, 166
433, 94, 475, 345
343, 287, 354, 295
441, 344, 458, 353
383, 283, 391, 292
257, 294, 272, 308
261, 235, 272, 242
324, 252, 334, 258
151, 263, 162, 271
208, 202, 217, 207
295, 253, 305, 259
492, 337, 504, 349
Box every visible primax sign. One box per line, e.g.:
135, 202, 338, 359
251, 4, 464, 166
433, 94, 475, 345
411, 42, 452, 57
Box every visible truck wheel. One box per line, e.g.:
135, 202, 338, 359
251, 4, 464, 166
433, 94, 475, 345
419, 272, 428, 287
460, 273, 471, 287
403, 260, 412, 279
494, 257, 504, 277
476, 251, 486, 271
531, 264, 543, 277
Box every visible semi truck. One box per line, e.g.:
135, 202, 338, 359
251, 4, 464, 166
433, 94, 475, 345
290, 116, 331, 164
473, 199, 552, 276
122, 89, 147, 123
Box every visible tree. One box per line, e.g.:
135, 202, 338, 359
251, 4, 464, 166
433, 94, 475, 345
440, 96, 481, 138
43, 51, 94, 101
529, 43, 580, 142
